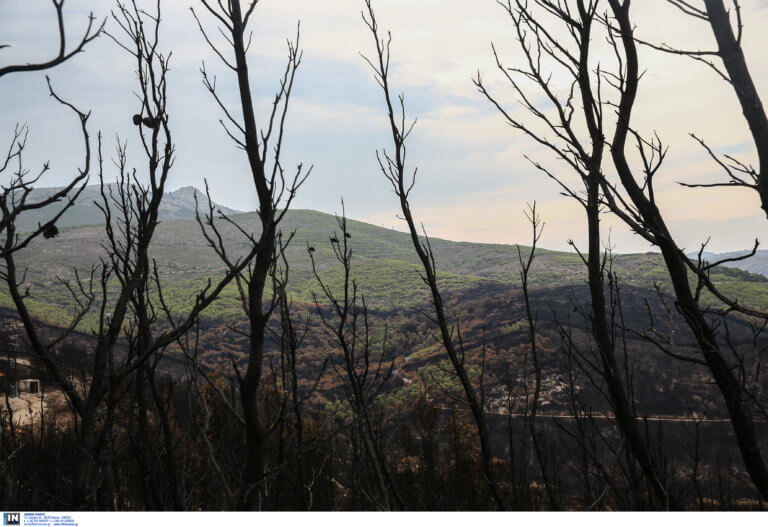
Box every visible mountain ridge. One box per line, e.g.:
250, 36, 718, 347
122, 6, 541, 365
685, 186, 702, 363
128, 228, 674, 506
15, 184, 241, 232
19, 185, 768, 276
693, 249, 768, 279
5, 206, 768, 330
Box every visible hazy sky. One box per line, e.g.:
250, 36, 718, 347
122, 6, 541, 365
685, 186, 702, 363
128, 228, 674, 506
1, 0, 767, 253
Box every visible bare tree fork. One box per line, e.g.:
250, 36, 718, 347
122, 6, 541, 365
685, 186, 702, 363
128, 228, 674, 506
91, 0, 245, 378
0, 0, 104, 79
0, 81, 95, 365
553, 275, 665, 508
628, 283, 707, 366
0, 77, 92, 253
308, 206, 402, 510
177, 307, 337, 509
516, 203, 558, 509
0, 1, 253, 507
631, 1, 768, 217
191, 0, 311, 509
601, 0, 768, 500
102, 4, 176, 506
476, 0, 672, 509
0, 89, 106, 507
157, 291, 244, 428
0, 80, 94, 421
361, 0, 506, 510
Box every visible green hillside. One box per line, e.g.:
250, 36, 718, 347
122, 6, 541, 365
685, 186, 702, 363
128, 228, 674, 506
4, 208, 768, 329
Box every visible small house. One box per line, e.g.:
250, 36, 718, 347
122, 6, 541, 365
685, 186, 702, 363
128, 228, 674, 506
18, 378, 40, 394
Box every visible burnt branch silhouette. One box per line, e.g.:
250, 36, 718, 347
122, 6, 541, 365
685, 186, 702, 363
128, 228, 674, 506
362, 0, 507, 510
475, 0, 673, 508
477, 0, 768, 502
308, 206, 401, 510
0, 0, 104, 79
191, 0, 311, 509
2, 1, 256, 507
632, 1, 768, 218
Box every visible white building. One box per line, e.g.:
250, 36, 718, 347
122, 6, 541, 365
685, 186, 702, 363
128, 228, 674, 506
18, 378, 40, 394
